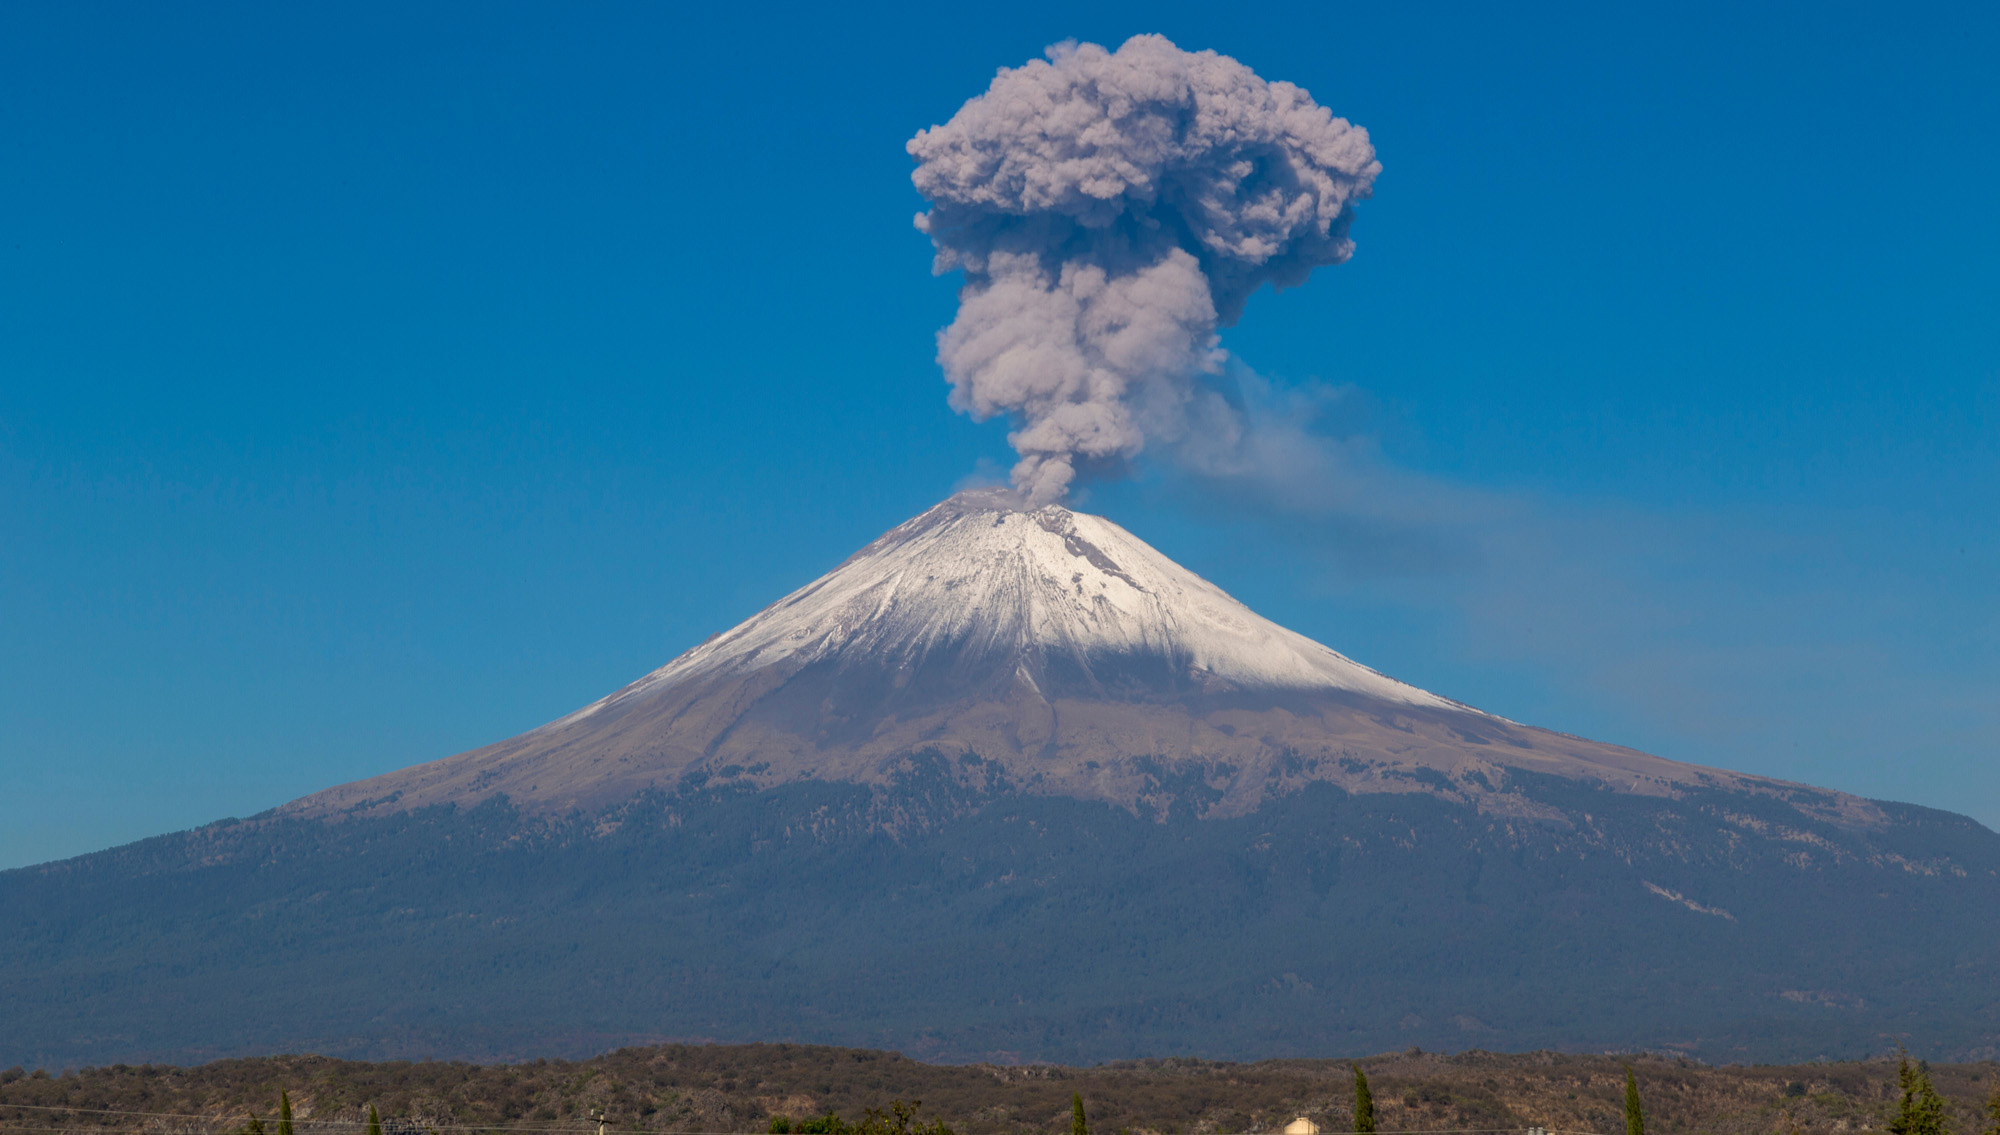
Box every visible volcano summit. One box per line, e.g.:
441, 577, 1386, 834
3, 494, 1997, 1068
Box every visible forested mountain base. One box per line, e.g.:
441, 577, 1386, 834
2, 1046, 1998, 1135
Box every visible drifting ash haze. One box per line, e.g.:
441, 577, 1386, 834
294, 491, 1870, 826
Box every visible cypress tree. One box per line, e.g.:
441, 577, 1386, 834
1624, 1067, 1645, 1135
1888, 1054, 1946, 1135
367, 1105, 383, 1135
277, 1093, 294, 1135
1072, 1093, 1089, 1135
1352, 1066, 1375, 1135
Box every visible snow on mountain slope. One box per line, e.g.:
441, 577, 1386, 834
559, 488, 1467, 727
289, 490, 1879, 826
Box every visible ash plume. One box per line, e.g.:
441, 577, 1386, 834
909, 34, 1380, 504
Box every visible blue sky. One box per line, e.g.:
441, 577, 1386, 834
1, 0, 1994, 869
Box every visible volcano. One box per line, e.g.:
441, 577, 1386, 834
3, 492, 1997, 1069
292, 489, 1794, 823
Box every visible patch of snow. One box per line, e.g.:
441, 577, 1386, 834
559, 489, 1474, 724
1643, 881, 1736, 920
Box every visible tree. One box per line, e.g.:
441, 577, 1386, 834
367, 1105, 383, 1135
1887, 1053, 1946, 1135
1072, 1094, 1089, 1135
1624, 1067, 1645, 1135
853, 1100, 953, 1135
1352, 1066, 1375, 1135
277, 1093, 294, 1135
1981, 1080, 1999, 1135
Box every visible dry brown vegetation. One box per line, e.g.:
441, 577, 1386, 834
2, 1046, 1996, 1135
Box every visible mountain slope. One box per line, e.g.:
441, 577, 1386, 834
5, 771, 1999, 1069
290, 490, 1849, 825
2, 490, 1995, 1069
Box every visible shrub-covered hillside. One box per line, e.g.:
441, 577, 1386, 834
3, 1045, 1999, 1135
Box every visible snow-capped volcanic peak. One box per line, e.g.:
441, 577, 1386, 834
288, 487, 1818, 824
571, 488, 1466, 721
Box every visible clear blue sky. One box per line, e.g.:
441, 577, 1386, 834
2, 1, 1995, 869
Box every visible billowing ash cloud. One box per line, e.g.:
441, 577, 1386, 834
909, 34, 1380, 504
